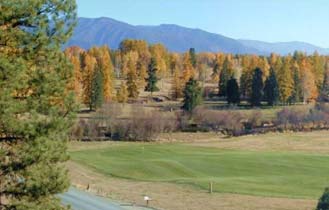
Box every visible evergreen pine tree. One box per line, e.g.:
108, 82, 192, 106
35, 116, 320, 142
319, 61, 329, 102
264, 69, 279, 106
0, 1, 77, 209
250, 68, 264, 106
145, 58, 160, 94
90, 69, 104, 110
226, 77, 240, 104
219, 57, 233, 97
316, 187, 329, 210
182, 78, 202, 112
189, 48, 197, 68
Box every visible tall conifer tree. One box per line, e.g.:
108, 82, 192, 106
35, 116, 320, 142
226, 77, 240, 105
182, 78, 202, 112
145, 58, 160, 94
90, 69, 104, 110
189, 48, 197, 68
250, 68, 264, 106
219, 57, 233, 96
0, 1, 77, 209
264, 69, 279, 106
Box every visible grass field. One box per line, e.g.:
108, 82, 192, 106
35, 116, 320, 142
70, 140, 329, 199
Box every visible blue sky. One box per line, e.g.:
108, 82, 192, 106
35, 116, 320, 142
76, 0, 329, 48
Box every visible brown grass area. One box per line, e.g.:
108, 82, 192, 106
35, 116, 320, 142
185, 131, 329, 154
69, 130, 329, 153
67, 161, 315, 210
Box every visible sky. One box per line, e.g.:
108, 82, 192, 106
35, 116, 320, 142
76, 0, 329, 48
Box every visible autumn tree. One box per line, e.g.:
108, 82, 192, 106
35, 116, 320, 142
226, 77, 240, 105
182, 52, 195, 82
300, 58, 317, 103
126, 60, 139, 99
90, 46, 115, 102
211, 53, 224, 82
250, 68, 264, 106
169, 53, 180, 75
116, 81, 128, 103
150, 43, 168, 78
136, 60, 148, 88
64, 48, 83, 102
277, 57, 293, 103
182, 78, 202, 112
81, 52, 97, 107
0, 0, 77, 209
172, 66, 184, 100
119, 39, 150, 66
312, 51, 325, 90
144, 58, 160, 94
289, 62, 303, 104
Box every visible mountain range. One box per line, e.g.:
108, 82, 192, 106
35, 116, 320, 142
65, 17, 329, 55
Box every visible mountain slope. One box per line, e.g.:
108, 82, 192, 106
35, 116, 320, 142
66, 17, 261, 54
65, 17, 329, 55
239, 39, 329, 55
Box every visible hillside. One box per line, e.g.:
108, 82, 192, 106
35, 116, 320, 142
65, 17, 329, 55
239, 39, 329, 55
66, 17, 261, 54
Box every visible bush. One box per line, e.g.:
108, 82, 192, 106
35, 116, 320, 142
316, 187, 329, 210
193, 108, 245, 136
70, 119, 104, 140
244, 110, 263, 130
276, 107, 308, 130
110, 107, 178, 141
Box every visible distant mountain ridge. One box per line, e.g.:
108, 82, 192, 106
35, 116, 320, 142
65, 17, 329, 55
238, 39, 329, 55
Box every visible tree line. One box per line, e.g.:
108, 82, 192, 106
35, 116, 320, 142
65, 40, 329, 111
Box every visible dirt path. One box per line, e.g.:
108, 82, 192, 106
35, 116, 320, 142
67, 161, 316, 210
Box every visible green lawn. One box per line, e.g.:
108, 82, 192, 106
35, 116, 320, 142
70, 143, 329, 199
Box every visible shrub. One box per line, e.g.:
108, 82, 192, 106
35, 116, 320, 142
110, 107, 178, 141
276, 107, 308, 130
244, 110, 263, 130
193, 108, 245, 136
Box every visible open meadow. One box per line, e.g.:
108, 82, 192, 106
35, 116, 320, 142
67, 131, 329, 210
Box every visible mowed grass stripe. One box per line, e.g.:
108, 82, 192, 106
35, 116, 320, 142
70, 144, 329, 198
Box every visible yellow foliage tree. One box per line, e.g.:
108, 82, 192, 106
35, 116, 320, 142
172, 66, 184, 99
126, 58, 139, 98
182, 52, 195, 82
300, 58, 318, 102
116, 81, 128, 103
64, 47, 84, 102
81, 52, 97, 106
277, 57, 293, 103
89, 46, 114, 102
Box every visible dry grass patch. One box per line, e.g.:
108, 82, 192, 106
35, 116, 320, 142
67, 161, 315, 210
187, 130, 329, 153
